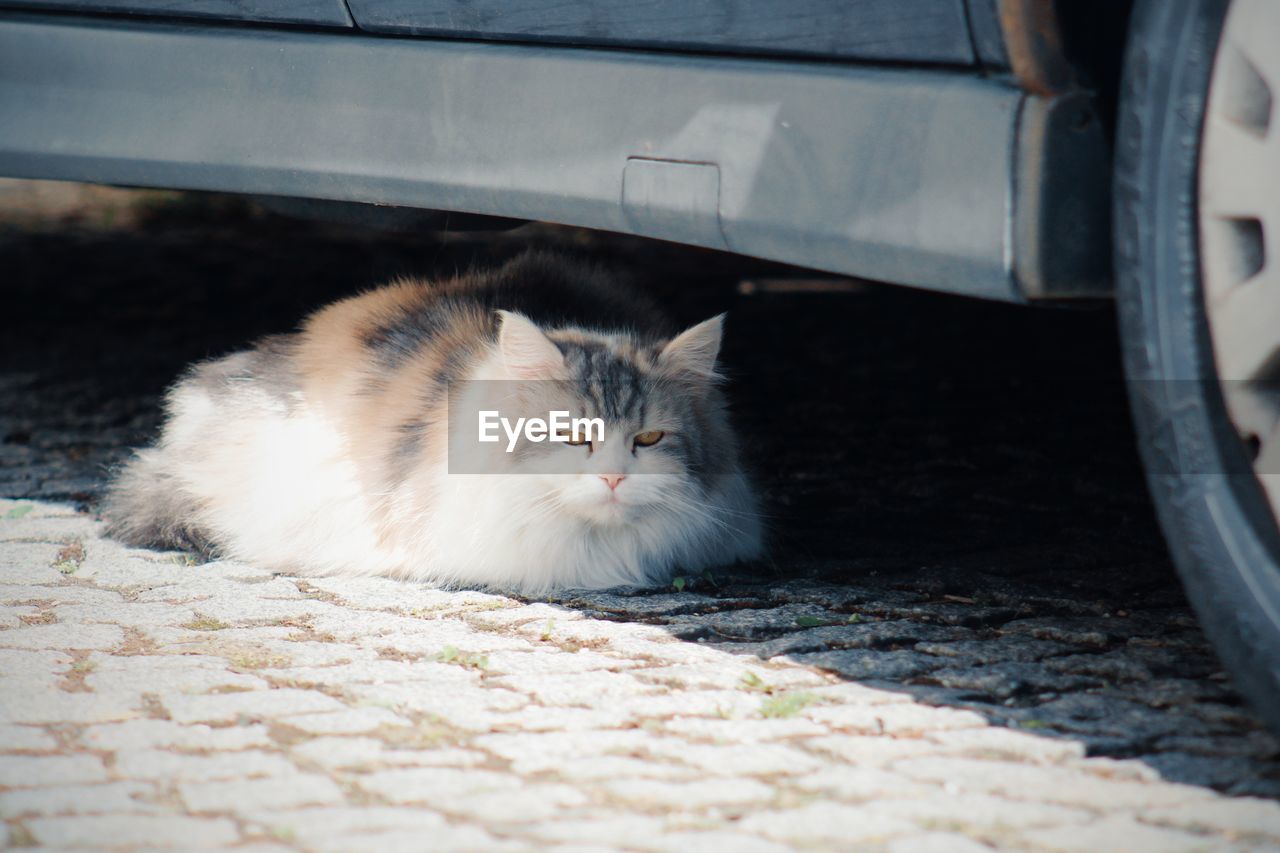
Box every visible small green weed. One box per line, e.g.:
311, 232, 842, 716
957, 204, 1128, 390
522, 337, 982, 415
436, 645, 489, 671
183, 614, 230, 631
52, 541, 85, 574
760, 692, 821, 719
4, 504, 34, 520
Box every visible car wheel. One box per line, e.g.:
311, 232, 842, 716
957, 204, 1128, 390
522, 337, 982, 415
1114, 0, 1280, 732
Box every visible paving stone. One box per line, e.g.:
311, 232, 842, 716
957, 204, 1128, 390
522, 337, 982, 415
56, 601, 199, 630
243, 806, 448, 841
549, 591, 722, 619
249, 640, 375, 668
887, 833, 993, 853
306, 825, 512, 852
113, 750, 297, 782
83, 719, 273, 751
0, 781, 159, 818
0, 585, 122, 608
487, 704, 636, 733
731, 620, 970, 659
0, 622, 123, 650
660, 716, 828, 742
85, 654, 268, 694
0, 723, 58, 751
357, 767, 519, 804
0, 606, 35, 628
925, 727, 1086, 764
181, 774, 346, 812
804, 703, 987, 735
803, 681, 917, 706
914, 637, 1077, 665
519, 815, 668, 845
1140, 797, 1280, 840
162, 688, 346, 724
483, 649, 641, 676
791, 648, 950, 681
644, 741, 824, 776
306, 577, 500, 612
475, 730, 662, 774
792, 767, 938, 800
637, 831, 792, 853
464, 602, 579, 629
925, 661, 1101, 700
348, 682, 526, 731
0, 542, 71, 583
602, 777, 775, 808
1043, 651, 1155, 683
737, 802, 918, 844
282, 707, 413, 735
176, 596, 340, 626
0, 689, 140, 724
1020, 814, 1212, 852
523, 622, 683, 652
873, 793, 1093, 830
26, 814, 240, 848
289, 736, 387, 770
0, 754, 107, 787
490, 671, 658, 706
894, 757, 1218, 811
631, 663, 824, 691
0, 513, 96, 544
546, 756, 700, 783
805, 735, 957, 767
291, 738, 487, 771
619, 689, 760, 720
434, 783, 588, 822
260, 659, 470, 687
132, 575, 305, 604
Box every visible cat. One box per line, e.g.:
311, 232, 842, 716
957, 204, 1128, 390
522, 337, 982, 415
104, 251, 763, 593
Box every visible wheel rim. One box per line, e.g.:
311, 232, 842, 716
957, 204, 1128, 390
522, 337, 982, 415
1201, 0, 1280, 520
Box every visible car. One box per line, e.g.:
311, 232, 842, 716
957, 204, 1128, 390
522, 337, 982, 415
2, 0, 1277, 732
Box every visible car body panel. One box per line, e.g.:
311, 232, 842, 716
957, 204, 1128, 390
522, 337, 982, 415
0, 0, 352, 26
0, 11, 1111, 301
345, 0, 975, 64
0, 14, 1030, 300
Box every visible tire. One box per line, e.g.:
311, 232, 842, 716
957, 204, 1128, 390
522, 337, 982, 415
1114, 0, 1280, 733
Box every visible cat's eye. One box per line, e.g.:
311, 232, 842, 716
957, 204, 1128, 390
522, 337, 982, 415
556, 428, 590, 447
633, 430, 665, 448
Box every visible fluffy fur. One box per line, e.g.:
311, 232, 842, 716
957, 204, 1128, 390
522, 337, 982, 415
104, 252, 763, 593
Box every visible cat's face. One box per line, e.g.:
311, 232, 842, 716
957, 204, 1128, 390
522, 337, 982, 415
465, 311, 733, 528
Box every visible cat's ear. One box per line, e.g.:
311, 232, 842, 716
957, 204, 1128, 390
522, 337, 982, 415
496, 310, 564, 379
658, 314, 724, 381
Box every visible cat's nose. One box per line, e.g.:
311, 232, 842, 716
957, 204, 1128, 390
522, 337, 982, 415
599, 474, 626, 491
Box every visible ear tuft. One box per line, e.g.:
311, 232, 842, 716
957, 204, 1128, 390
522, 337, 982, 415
496, 310, 564, 379
658, 313, 724, 381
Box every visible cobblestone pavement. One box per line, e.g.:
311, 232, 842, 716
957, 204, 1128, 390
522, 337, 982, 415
3, 183, 1280, 849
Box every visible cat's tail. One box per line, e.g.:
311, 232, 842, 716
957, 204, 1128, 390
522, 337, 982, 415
102, 448, 219, 558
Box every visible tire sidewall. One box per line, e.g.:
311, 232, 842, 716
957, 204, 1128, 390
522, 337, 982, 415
1114, 0, 1280, 730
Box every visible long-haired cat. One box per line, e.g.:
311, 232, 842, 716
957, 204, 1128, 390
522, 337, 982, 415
104, 251, 763, 593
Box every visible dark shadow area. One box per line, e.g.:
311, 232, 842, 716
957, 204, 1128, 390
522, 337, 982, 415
2, 190, 1277, 796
